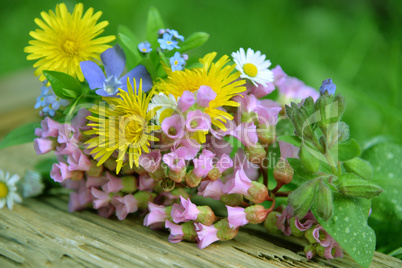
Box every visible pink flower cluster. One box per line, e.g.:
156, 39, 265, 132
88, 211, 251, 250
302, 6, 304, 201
273, 206, 343, 261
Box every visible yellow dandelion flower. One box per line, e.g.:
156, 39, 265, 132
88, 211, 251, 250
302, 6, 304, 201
155, 52, 246, 131
24, 3, 115, 82
85, 78, 160, 174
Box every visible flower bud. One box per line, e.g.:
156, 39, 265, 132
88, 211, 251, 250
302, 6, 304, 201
264, 211, 281, 234
343, 158, 373, 180
304, 244, 316, 260
70, 170, 84, 180
299, 142, 320, 173
244, 143, 266, 165
160, 178, 176, 192
169, 168, 186, 183
289, 217, 304, 237
207, 168, 221, 181
241, 111, 259, 126
215, 218, 239, 241
121, 176, 137, 193
104, 158, 117, 172
288, 179, 319, 219
121, 164, 136, 175
246, 181, 269, 203
149, 168, 165, 181
305, 227, 317, 244
220, 193, 244, 206
245, 205, 268, 224
273, 158, 294, 186
134, 191, 155, 209
257, 124, 276, 146
336, 174, 383, 199
185, 170, 202, 188
86, 160, 104, 177
315, 179, 333, 221
196, 206, 216, 226
182, 221, 197, 242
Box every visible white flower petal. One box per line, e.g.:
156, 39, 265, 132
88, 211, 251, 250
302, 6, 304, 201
7, 174, 20, 186
0, 199, 5, 209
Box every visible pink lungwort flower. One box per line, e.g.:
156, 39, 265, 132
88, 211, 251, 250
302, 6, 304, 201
194, 222, 220, 249
71, 108, 91, 131
34, 138, 55, 155
196, 85, 217, 107
101, 173, 124, 193
233, 122, 258, 147
312, 225, 332, 247
139, 174, 155, 192
279, 141, 300, 162
226, 206, 249, 228
295, 211, 317, 231
35, 117, 61, 138
67, 150, 91, 171
139, 150, 162, 173
185, 110, 211, 132
91, 187, 111, 209
248, 82, 275, 98
197, 180, 225, 200
165, 220, 184, 243
277, 205, 293, 236
222, 166, 253, 197
144, 202, 169, 226
171, 196, 200, 223
174, 138, 201, 160
193, 149, 215, 178
216, 153, 233, 173
324, 241, 344, 260
162, 152, 186, 173
177, 90, 195, 112
111, 194, 138, 220
161, 114, 186, 140
50, 162, 72, 182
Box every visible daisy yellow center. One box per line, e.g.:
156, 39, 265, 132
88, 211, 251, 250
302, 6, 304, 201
0, 182, 8, 198
243, 63, 258, 77
62, 39, 79, 56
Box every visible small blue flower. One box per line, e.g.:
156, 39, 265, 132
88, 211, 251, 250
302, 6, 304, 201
80, 45, 153, 97
167, 29, 184, 41
138, 42, 152, 53
34, 82, 52, 109
158, 33, 179, 50
170, 52, 186, 72
319, 79, 336, 95
43, 93, 69, 116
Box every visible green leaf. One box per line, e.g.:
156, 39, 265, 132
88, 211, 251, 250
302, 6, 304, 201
177, 32, 209, 52
146, 7, 165, 49
34, 157, 58, 175
312, 194, 375, 268
362, 143, 402, 220
186, 62, 203, 69
43, 70, 81, 99
64, 95, 83, 116
158, 50, 169, 66
118, 33, 143, 68
330, 138, 361, 162
287, 158, 316, 181
277, 135, 301, 147
0, 122, 40, 149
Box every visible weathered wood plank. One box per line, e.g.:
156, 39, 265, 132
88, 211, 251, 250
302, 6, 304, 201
0, 144, 402, 268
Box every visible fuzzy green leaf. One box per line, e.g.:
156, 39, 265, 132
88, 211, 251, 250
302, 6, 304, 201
312, 194, 375, 268
277, 135, 301, 147
330, 138, 361, 162
0, 122, 40, 149
362, 143, 402, 220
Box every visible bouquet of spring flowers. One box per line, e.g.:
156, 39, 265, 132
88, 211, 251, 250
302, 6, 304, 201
0, 3, 387, 267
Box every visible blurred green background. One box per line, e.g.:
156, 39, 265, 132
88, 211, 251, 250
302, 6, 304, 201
0, 0, 401, 257
1, 0, 401, 146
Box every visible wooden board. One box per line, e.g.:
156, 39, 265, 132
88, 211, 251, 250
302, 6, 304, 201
0, 72, 401, 267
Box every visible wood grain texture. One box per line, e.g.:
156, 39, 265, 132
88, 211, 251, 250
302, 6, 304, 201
0, 71, 401, 267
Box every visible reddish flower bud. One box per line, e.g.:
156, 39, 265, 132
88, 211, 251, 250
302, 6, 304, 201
215, 218, 239, 241
246, 181, 269, 203
196, 206, 216, 226
273, 158, 294, 187
185, 170, 202, 188
245, 205, 269, 224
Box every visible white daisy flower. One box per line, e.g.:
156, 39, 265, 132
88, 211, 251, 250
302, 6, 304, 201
232, 47, 274, 86
0, 170, 22, 210
148, 92, 178, 124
